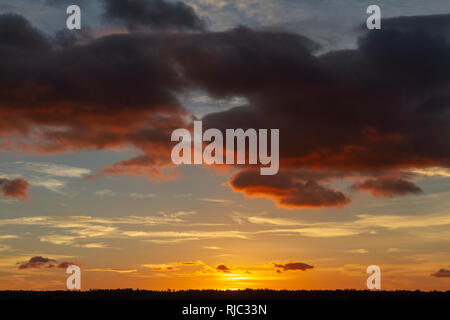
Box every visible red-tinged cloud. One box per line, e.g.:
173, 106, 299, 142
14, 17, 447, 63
431, 269, 450, 278
17, 256, 79, 269
85, 154, 180, 181
216, 264, 231, 273
273, 262, 314, 273
352, 177, 423, 197
1, 10, 450, 206
0, 13, 189, 179
230, 169, 350, 208
0, 178, 30, 200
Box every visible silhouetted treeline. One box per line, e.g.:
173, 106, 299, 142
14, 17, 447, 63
0, 289, 449, 300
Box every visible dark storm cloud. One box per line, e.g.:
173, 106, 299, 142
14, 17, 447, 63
352, 178, 423, 197
273, 262, 313, 273
0, 13, 188, 178
0, 178, 30, 200
197, 18, 450, 206
0, 13, 50, 51
102, 0, 205, 31
362, 14, 450, 39
431, 269, 450, 278
169, 25, 322, 97
200, 27, 450, 171
1, 11, 450, 206
0, 13, 316, 181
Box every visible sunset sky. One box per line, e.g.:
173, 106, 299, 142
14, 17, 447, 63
0, 0, 450, 291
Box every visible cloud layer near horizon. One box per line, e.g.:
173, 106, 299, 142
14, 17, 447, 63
1, 5, 450, 208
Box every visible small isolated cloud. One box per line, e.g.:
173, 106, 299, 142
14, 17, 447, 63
17, 256, 55, 269
431, 269, 450, 278
273, 261, 314, 273
0, 178, 29, 200
17, 256, 78, 269
347, 249, 368, 254
352, 178, 423, 197
216, 264, 231, 273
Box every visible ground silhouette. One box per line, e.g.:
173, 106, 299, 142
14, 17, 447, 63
0, 289, 449, 300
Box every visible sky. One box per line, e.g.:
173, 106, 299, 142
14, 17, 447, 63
0, 0, 449, 291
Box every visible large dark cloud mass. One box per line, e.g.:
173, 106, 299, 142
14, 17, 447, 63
373, 14, 450, 38
199, 17, 450, 207
0, 13, 188, 179
0, 7, 449, 208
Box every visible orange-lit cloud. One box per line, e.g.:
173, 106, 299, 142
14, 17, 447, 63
229, 169, 350, 209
